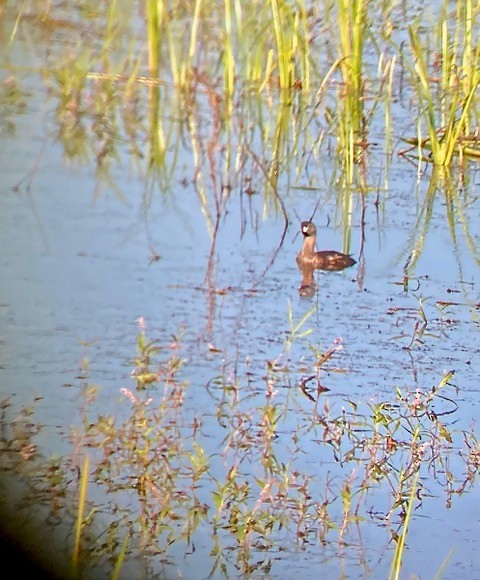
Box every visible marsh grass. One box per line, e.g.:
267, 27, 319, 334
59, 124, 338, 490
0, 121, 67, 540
2, 0, 381, 206
269, 0, 310, 94
324, 0, 370, 187
14, 0, 480, 247
72, 454, 89, 575
389, 464, 419, 580
406, 0, 480, 165
7, 0, 480, 189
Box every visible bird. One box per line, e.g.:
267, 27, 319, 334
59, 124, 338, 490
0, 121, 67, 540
296, 221, 356, 272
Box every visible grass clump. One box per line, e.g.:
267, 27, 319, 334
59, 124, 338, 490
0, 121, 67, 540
406, 0, 480, 166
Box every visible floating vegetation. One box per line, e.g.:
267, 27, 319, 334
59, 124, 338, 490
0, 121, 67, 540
1, 319, 479, 577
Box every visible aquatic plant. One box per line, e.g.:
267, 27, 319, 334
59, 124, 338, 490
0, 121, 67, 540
406, 0, 480, 165
1, 317, 477, 577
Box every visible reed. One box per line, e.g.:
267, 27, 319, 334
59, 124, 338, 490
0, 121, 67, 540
389, 466, 419, 580
337, 0, 365, 113
223, 0, 235, 107
269, 0, 310, 93
380, 54, 397, 187
407, 0, 480, 165
111, 535, 129, 580
326, 0, 368, 185
72, 454, 90, 575
144, 0, 204, 89
285, 299, 315, 351
145, 0, 161, 76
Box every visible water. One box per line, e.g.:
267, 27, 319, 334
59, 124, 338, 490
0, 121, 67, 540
1, 3, 480, 578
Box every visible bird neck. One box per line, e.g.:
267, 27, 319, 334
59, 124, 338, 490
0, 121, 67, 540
302, 236, 316, 255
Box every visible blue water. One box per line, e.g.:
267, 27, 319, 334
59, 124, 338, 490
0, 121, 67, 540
1, 6, 480, 579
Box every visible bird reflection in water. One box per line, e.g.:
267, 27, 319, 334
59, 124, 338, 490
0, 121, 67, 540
296, 221, 356, 297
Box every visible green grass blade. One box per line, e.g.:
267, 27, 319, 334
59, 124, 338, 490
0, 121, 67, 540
72, 454, 90, 575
